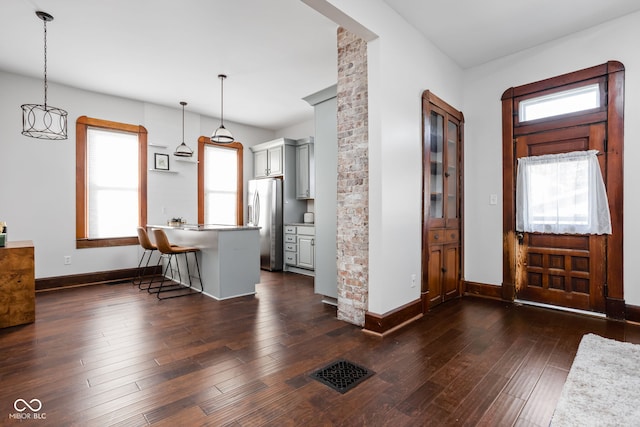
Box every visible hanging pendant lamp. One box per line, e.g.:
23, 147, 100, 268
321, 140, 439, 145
21, 11, 68, 140
211, 74, 234, 143
174, 101, 193, 157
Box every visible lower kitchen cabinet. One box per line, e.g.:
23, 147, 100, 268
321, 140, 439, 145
297, 233, 315, 269
284, 225, 315, 273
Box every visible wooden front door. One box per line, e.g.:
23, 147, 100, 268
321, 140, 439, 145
514, 124, 606, 312
502, 61, 625, 318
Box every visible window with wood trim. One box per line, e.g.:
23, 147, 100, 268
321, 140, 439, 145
76, 116, 148, 248
197, 136, 244, 225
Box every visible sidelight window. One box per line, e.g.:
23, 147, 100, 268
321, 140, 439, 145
516, 150, 611, 234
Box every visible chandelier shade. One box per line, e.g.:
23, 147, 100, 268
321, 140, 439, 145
21, 104, 68, 140
211, 74, 234, 143
174, 101, 194, 157
21, 11, 68, 140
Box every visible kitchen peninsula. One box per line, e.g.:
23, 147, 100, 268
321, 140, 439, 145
147, 224, 260, 300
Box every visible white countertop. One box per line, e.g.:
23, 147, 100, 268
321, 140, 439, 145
286, 223, 315, 226
148, 224, 260, 232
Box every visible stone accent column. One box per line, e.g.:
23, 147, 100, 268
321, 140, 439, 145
336, 27, 368, 326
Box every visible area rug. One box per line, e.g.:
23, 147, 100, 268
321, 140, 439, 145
551, 333, 640, 426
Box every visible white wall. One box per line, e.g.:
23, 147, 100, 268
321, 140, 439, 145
310, 1, 640, 313
0, 70, 274, 279
315, 0, 464, 315
463, 11, 640, 306
275, 118, 315, 141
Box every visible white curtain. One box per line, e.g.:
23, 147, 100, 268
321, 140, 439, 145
516, 150, 611, 234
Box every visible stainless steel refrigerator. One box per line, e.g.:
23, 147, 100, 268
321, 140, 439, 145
248, 178, 283, 271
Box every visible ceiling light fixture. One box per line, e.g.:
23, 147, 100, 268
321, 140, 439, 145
211, 74, 234, 143
174, 101, 193, 157
21, 11, 68, 140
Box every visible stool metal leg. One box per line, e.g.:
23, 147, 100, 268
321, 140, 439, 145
191, 251, 203, 293
136, 248, 162, 290
150, 254, 182, 296
155, 250, 203, 300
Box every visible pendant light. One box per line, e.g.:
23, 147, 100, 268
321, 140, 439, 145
211, 74, 234, 143
21, 11, 68, 140
174, 101, 193, 157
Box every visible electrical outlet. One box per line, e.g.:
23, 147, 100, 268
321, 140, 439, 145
64, 255, 71, 265
490, 194, 498, 205
411, 274, 416, 288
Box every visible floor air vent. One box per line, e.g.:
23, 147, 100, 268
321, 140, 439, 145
310, 359, 374, 394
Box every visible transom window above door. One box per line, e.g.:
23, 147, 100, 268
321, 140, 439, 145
519, 84, 600, 122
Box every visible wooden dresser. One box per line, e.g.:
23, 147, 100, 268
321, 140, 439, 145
0, 240, 35, 328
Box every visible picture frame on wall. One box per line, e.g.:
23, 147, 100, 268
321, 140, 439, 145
154, 153, 170, 170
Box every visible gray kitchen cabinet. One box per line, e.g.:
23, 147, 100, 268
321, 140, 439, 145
295, 139, 315, 199
284, 225, 315, 273
303, 85, 337, 301
297, 226, 315, 269
253, 144, 284, 178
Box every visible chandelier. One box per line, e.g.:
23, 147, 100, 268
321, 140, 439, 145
211, 74, 234, 143
174, 101, 193, 157
21, 11, 68, 140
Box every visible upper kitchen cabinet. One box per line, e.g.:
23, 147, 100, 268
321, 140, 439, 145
251, 138, 293, 178
295, 138, 315, 199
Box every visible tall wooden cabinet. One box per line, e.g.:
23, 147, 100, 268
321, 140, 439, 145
422, 91, 464, 311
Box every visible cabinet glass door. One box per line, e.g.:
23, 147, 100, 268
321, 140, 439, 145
430, 111, 444, 219
446, 120, 458, 221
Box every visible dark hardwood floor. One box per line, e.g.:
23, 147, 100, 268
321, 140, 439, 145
2, 272, 640, 426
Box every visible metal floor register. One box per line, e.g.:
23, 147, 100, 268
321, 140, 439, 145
310, 359, 374, 394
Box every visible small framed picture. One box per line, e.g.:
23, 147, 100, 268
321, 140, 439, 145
154, 153, 170, 170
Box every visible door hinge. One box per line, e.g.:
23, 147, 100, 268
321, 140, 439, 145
604, 283, 608, 297
513, 138, 517, 145
604, 137, 608, 152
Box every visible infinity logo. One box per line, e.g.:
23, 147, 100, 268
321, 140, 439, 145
13, 398, 42, 412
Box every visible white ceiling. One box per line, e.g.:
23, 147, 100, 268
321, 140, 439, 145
2, 1, 640, 131
383, 0, 640, 69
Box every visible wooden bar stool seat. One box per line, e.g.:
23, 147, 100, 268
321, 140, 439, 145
150, 229, 203, 299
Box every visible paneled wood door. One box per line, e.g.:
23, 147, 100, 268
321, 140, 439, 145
502, 61, 625, 318
515, 124, 606, 312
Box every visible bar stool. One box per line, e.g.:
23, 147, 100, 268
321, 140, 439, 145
135, 227, 161, 290
150, 229, 203, 299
